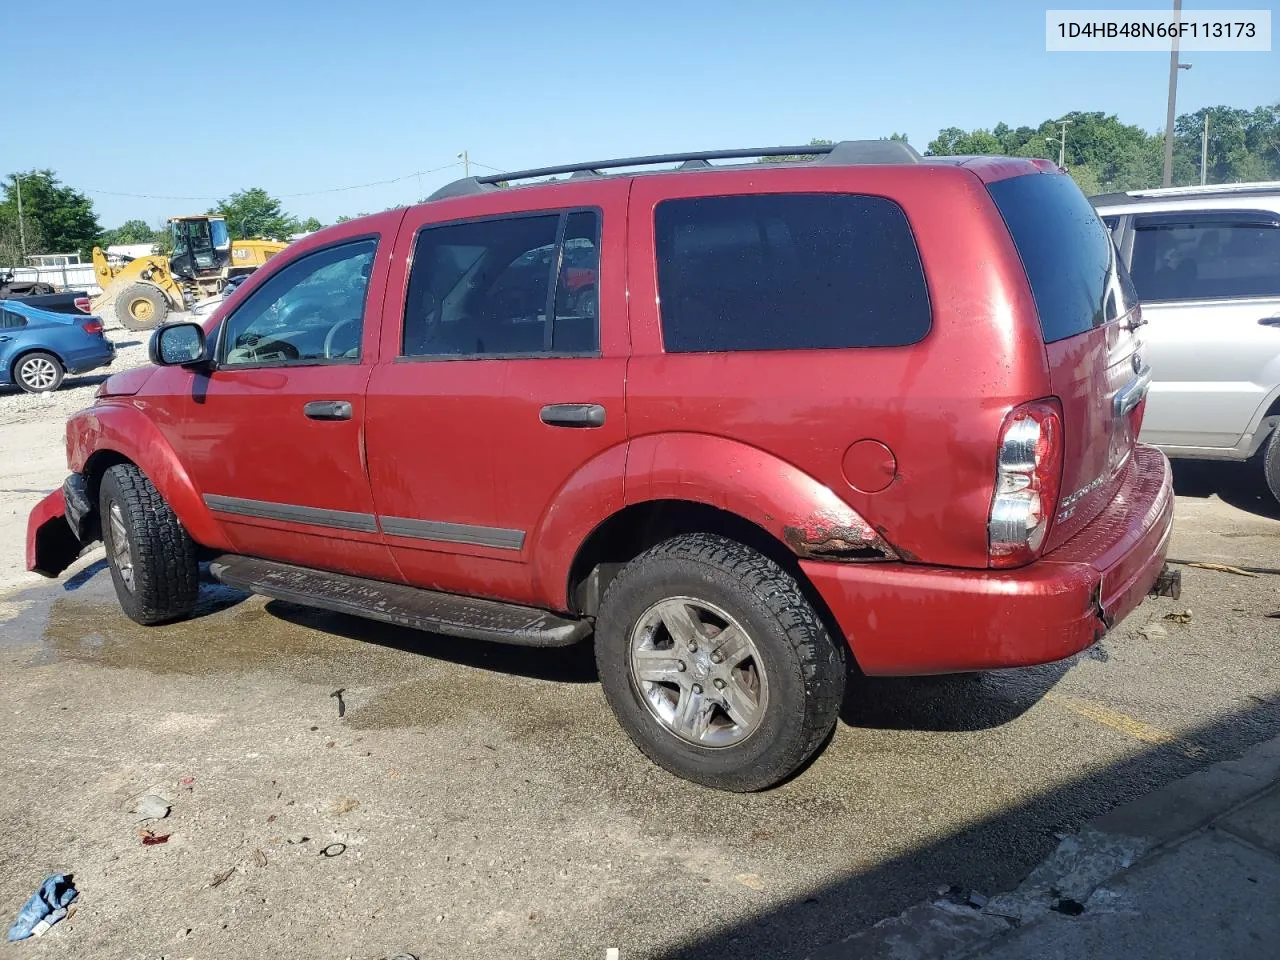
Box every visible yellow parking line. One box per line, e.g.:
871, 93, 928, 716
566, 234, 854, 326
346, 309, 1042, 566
1045, 693, 1205, 758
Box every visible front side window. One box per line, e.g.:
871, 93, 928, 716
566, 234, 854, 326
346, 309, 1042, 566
654, 193, 931, 352
402, 210, 600, 357
219, 238, 377, 367
1130, 214, 1280, 303
210, 219, 230, 249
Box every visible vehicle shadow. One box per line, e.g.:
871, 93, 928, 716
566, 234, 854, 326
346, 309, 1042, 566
840, 659, 1071, 732
1170, 457, 1280, 521
61, 373, 112, 390
661, 693, 1280, 960
261, 598, 600, 684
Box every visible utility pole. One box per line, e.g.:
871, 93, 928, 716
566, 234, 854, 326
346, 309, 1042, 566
1162, 0, 1193, 186
1200, 112, 1209, 185
14, 173, 27, 260
458, 150, 470, 178
1045, 120, 1071, 169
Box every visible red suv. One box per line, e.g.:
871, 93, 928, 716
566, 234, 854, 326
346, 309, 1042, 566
28, 141, 1176, 791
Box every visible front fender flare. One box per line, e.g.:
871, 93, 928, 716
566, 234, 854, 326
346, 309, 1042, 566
67, 402, 230, 550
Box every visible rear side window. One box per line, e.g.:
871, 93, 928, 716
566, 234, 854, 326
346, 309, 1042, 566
402, 210, 600, 358
989, 174, 1124, 342
1130, 214, 1280, 302
0, 309, 27, 329
654, 193, 930, 352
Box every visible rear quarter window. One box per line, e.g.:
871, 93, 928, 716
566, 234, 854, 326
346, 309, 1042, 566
989, 174, 1126, 342
654, 193, 931, 352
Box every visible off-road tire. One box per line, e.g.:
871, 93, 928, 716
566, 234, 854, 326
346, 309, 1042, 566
13, 351, 64, 393
595, 533, 845, 792
114, 282, 169, 331
1264, 427, 1280, 506
99, 464, 198, 625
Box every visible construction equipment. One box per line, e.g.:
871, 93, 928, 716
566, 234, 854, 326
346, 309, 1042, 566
91, 216, 287, 330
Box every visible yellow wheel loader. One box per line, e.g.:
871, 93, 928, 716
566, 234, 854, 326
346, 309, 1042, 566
92, 216, 287, 331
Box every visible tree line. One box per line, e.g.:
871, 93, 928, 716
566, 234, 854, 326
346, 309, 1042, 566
2, 100, 1276, 265
924, 103, 1279, 195
0, 178, 323, 265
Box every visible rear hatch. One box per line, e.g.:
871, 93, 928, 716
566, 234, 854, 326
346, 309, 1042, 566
988, 172, 1148, 551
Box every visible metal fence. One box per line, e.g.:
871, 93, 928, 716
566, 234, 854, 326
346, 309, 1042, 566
1, 261, 100, 294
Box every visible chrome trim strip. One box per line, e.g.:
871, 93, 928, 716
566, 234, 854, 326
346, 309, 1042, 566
203, 494, 378, 533
379, 516, 525, 550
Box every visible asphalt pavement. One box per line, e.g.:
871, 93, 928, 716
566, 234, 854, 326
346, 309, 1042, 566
0, 458, 1276, 959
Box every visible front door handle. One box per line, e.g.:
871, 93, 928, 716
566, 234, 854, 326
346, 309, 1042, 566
303, 400, 353, 421
1259, 316, 1280, 327
540, 403, 606, 428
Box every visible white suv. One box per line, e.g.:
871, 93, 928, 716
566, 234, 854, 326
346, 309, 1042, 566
1092, 183, 1280, 502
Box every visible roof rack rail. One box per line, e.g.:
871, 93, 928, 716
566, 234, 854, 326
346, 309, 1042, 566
1129, 181, 1280, 199
426, 140, 922, 201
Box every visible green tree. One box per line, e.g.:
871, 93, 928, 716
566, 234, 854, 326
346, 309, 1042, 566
101, 219, 158, 247
297, 216, 323, 233
0, 170, 101, 260
210, 188, 298, 241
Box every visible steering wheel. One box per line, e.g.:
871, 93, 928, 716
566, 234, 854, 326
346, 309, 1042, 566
324, 318, 359, 359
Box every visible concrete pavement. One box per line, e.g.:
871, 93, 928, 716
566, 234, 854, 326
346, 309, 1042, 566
825, 734, 1280, 960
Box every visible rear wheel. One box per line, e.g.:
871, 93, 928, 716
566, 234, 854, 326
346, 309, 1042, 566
114, 283, 169, 331
99, 464, 199, 625
595, 533, 844, 792
13, 351, 64, 393
1263, 428, 1280, 505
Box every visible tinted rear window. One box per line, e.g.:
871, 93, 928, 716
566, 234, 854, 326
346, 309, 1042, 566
989, 173, 1122, 343
654, 193, 931, 352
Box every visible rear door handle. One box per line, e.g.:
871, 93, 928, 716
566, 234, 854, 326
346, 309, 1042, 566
303, 400, 353, 421
540, 403, 606, 428
0, 336, 10, 342
1259, 316, 1280, 327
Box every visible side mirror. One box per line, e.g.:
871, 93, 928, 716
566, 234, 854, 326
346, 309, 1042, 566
149, 322, 208, 367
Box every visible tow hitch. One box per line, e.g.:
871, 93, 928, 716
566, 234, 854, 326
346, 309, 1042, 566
1149, 563, 1182, 600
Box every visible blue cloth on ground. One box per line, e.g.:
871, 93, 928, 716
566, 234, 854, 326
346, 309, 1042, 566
6, 874, 78, 942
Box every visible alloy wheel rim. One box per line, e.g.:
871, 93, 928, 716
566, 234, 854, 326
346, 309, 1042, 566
20, 357, 57, 390
629, 596, 769, 748
108, 501, 136, 592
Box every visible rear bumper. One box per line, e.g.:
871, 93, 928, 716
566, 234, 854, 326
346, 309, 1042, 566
803, 445, 1175, 675
63, 342, 115, 375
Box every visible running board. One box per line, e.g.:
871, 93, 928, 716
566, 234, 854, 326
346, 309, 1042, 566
208, 554, 591, 647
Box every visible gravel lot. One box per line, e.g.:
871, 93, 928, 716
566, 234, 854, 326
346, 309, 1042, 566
0, 334, 1277, 959
0, 320, 154, 425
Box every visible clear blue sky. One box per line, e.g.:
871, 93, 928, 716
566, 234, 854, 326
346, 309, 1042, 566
12, 0, 1276, 229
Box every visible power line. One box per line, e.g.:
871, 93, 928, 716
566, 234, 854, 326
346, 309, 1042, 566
79, 161, 467, 202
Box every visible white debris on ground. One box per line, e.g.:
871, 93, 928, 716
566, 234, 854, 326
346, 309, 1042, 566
0, 316, 177, 427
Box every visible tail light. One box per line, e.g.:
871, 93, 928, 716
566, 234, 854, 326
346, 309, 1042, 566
988, 399, 1063, 568
82, 318, 104, 335
73, 296, 91, 314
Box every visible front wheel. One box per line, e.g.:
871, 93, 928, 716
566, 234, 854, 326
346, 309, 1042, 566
99, 464, 199, 625
595, 533, 845, 791
114, 283, 170, 331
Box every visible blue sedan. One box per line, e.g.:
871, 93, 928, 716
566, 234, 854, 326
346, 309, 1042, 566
0, 299, 115, 393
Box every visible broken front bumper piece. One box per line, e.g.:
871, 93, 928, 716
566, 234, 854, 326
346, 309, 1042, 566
26, 474, 96, 579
